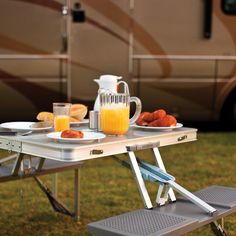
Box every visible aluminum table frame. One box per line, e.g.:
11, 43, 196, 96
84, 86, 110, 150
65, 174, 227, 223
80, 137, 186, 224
0, 127, 197, 221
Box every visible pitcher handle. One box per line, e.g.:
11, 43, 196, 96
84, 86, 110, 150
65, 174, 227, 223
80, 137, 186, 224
130, 97, 142, 125
117, 81, 130, 95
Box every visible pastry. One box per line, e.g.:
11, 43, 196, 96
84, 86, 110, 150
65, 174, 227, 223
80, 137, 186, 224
69, 117, 81, 122
70, 104, 88, 121
37, 112, 54, 122
136, 112, 149, 126
136, 109, 177, 127
148, 115, 177, 127
61, 130, 84, 138
143, 112, 155, 122
153, 109, 166, 120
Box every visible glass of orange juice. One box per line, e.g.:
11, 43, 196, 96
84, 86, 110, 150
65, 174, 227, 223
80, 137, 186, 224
53, 103, 71, 132
100, 93, 141, 135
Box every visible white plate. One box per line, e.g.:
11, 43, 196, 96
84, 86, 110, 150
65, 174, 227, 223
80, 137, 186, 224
132, 123, 183, 131
70, 119, 89, 125
46, 131, 106, 143
0, 122, 53, 131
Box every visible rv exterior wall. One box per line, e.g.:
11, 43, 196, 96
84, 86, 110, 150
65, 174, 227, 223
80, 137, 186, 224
0, 0, 235, 125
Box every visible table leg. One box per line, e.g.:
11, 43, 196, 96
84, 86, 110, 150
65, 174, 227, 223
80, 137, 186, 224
210, 220, 229, 236
152, 147, 176, 202
128, 151, 153, 209
221, 218, 224, 230
36, 158, 45, 172
11, 153, 24, 176
74, 168, 80, 221
52, 173, 58, 198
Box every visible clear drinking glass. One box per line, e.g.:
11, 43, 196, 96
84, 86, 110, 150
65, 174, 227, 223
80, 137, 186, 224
100, 93, 141, 135
53, 103, 71, 132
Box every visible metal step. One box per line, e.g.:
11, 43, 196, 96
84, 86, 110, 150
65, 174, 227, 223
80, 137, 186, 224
192, 185, 236, 209
87, 186, 236, 236
88, 209, 197, 236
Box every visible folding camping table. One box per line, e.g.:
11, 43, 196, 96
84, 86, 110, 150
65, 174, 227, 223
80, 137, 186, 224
0, 127, 235, 235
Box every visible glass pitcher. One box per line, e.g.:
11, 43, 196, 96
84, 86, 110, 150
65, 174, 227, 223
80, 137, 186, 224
100, 85, 141, 135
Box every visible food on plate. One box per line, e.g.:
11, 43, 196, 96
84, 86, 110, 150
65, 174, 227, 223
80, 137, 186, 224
136, 112, 149, 126
61, 129, 84, 138
70, 104, 88, 121
148, 115, 177, 127
163, 115, 177, 127
36, 103, 88, 123
136, 109, 177, 127
37, 112, 54, 122
69, 117, 81, 122
143, 112, 154, 122
153, 109, 166, 120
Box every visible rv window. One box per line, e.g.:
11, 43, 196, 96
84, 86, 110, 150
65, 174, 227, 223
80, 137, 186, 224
222, 0, 236, 14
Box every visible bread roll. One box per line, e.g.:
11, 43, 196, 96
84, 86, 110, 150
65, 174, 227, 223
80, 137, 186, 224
69, 117, 81, 122
61, 130, 84, 138
37, 112, 54, 122
70, 104, 87, 121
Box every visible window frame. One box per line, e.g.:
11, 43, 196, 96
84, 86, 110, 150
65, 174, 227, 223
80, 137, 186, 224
222, 0, 236, 15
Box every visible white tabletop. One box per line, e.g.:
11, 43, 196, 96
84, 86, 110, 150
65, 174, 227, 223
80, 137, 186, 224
0, 127, 197, 162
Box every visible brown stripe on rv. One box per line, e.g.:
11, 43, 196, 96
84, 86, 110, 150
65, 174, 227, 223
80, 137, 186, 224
83, 0, 171, 77
0, 33, 103, 73
86, 18, 129, 45
14, 0, 171, 77
15, 0, 62, 12
0, 34, 46, 54
13, 0, 129, 46
0, 69, 89, 110
0, 69, 66, 111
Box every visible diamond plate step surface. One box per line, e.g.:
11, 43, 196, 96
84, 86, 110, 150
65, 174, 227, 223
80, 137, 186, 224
192, 186, 236, 209
88, 209, 197, 236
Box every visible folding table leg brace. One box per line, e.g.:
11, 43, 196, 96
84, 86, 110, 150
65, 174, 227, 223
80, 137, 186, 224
152, 147, 176, 203
126, 145, 217, 216
0, 152, 81, 220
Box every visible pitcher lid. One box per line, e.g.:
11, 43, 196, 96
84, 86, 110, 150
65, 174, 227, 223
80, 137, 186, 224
99, 74, 122, 82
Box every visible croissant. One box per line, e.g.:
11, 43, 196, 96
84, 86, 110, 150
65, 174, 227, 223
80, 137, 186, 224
61, 130, 84, 138
136, 109, 177, 127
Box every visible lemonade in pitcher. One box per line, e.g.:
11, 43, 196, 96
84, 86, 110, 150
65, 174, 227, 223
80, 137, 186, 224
100, 104, 129, 135
100, 92, 141, 135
